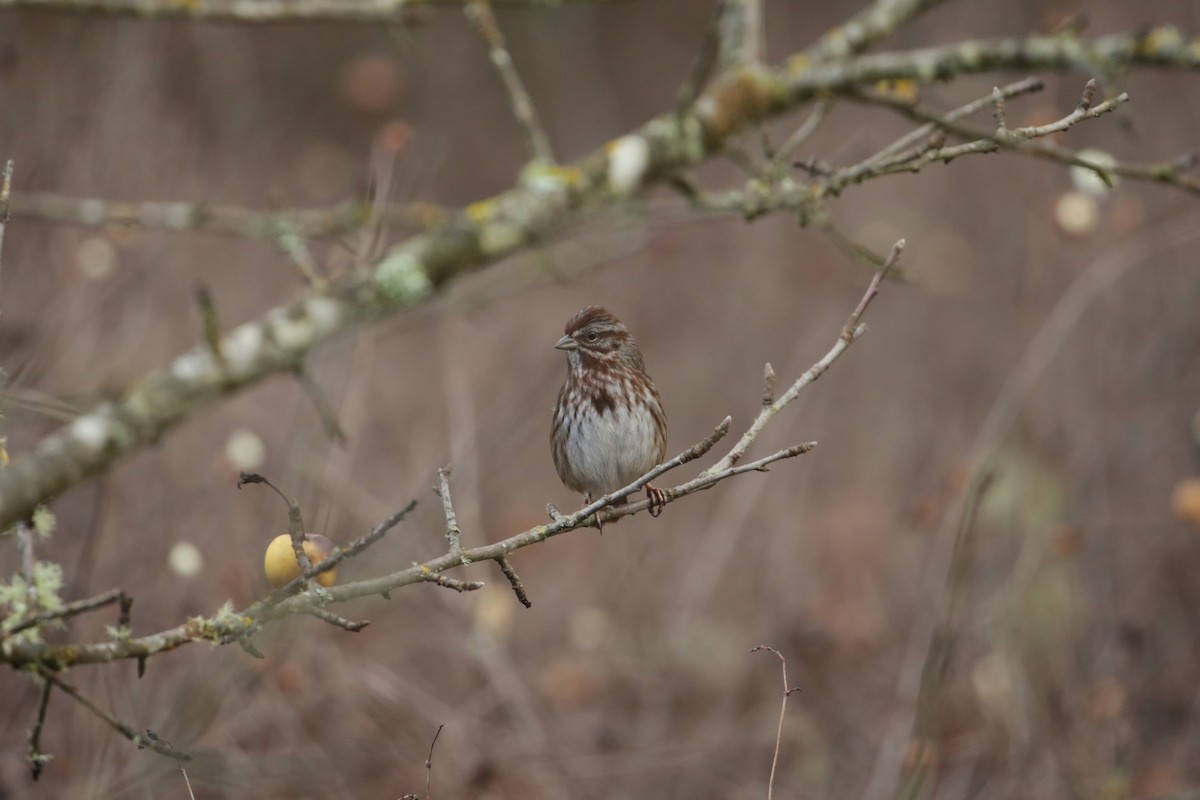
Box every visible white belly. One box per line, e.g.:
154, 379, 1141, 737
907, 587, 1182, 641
557, 395, 662, 496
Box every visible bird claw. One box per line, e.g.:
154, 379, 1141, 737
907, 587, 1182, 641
646, 484, 668, 517
584, 493, 604, 534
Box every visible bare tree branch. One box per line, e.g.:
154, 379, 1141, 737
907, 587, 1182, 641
0, 247, 896, 670
0, 15, 1196, 532
37, 668, 192, 761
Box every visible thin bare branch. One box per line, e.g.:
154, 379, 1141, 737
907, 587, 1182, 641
295, 368, 348, 443
842, 239, 903, 339
436, 467, 465, 559
815, 220, 907, 277
771, 99, 833, 168
705, 240, 903, 476
27, 676, 52, 780
11, 192, 402, 238
752, 645, 798, 800
426, 724, 444, 800
3, 588, 125, 638
827, 81, 1133, 193
420, 571, 485, 593
496, 556, 531, 608
300, 606, 369, 632
467, 0, 555, 164
862, 77, 1045, 165
38, 668, 191, 761
676, 1, 724, 113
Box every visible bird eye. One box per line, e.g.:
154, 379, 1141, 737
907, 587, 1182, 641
586, 331, 598, 342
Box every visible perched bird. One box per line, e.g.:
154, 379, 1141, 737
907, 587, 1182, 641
551, 306, 668, 523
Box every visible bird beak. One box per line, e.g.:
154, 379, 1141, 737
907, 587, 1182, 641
554, 335, 577, 351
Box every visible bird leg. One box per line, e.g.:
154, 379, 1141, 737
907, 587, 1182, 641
585, 493, 604, 534
646, 484, 668, 517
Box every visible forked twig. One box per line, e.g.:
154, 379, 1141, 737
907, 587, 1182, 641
426, 723, 444, 800
705, 238, 904, 476
752, 645, 799, 800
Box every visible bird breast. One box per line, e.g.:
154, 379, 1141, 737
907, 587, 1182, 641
554, 384, 664, 496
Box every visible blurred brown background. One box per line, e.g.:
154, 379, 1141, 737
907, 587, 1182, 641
2, 1, 1200, 798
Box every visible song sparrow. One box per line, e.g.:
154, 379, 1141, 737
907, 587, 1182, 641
551, 306, 669, 522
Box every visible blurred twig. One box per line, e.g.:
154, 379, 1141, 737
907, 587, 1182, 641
9, 192, 397, 238
802, 0, 951, 60
295, 368, 349, 443
675, 0, 724, 113
770, 99, 832, 168
0, 158, 12, 303
15, 520, 37, 608
0, 0, 620, 23
270, 212, 327, 289
37, 668, 192, 761
466, 0, 555, 164
2, 588, 125, 638
899, 468, 995, 800
141, 731, 194, 799
717, 0, 764, 71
